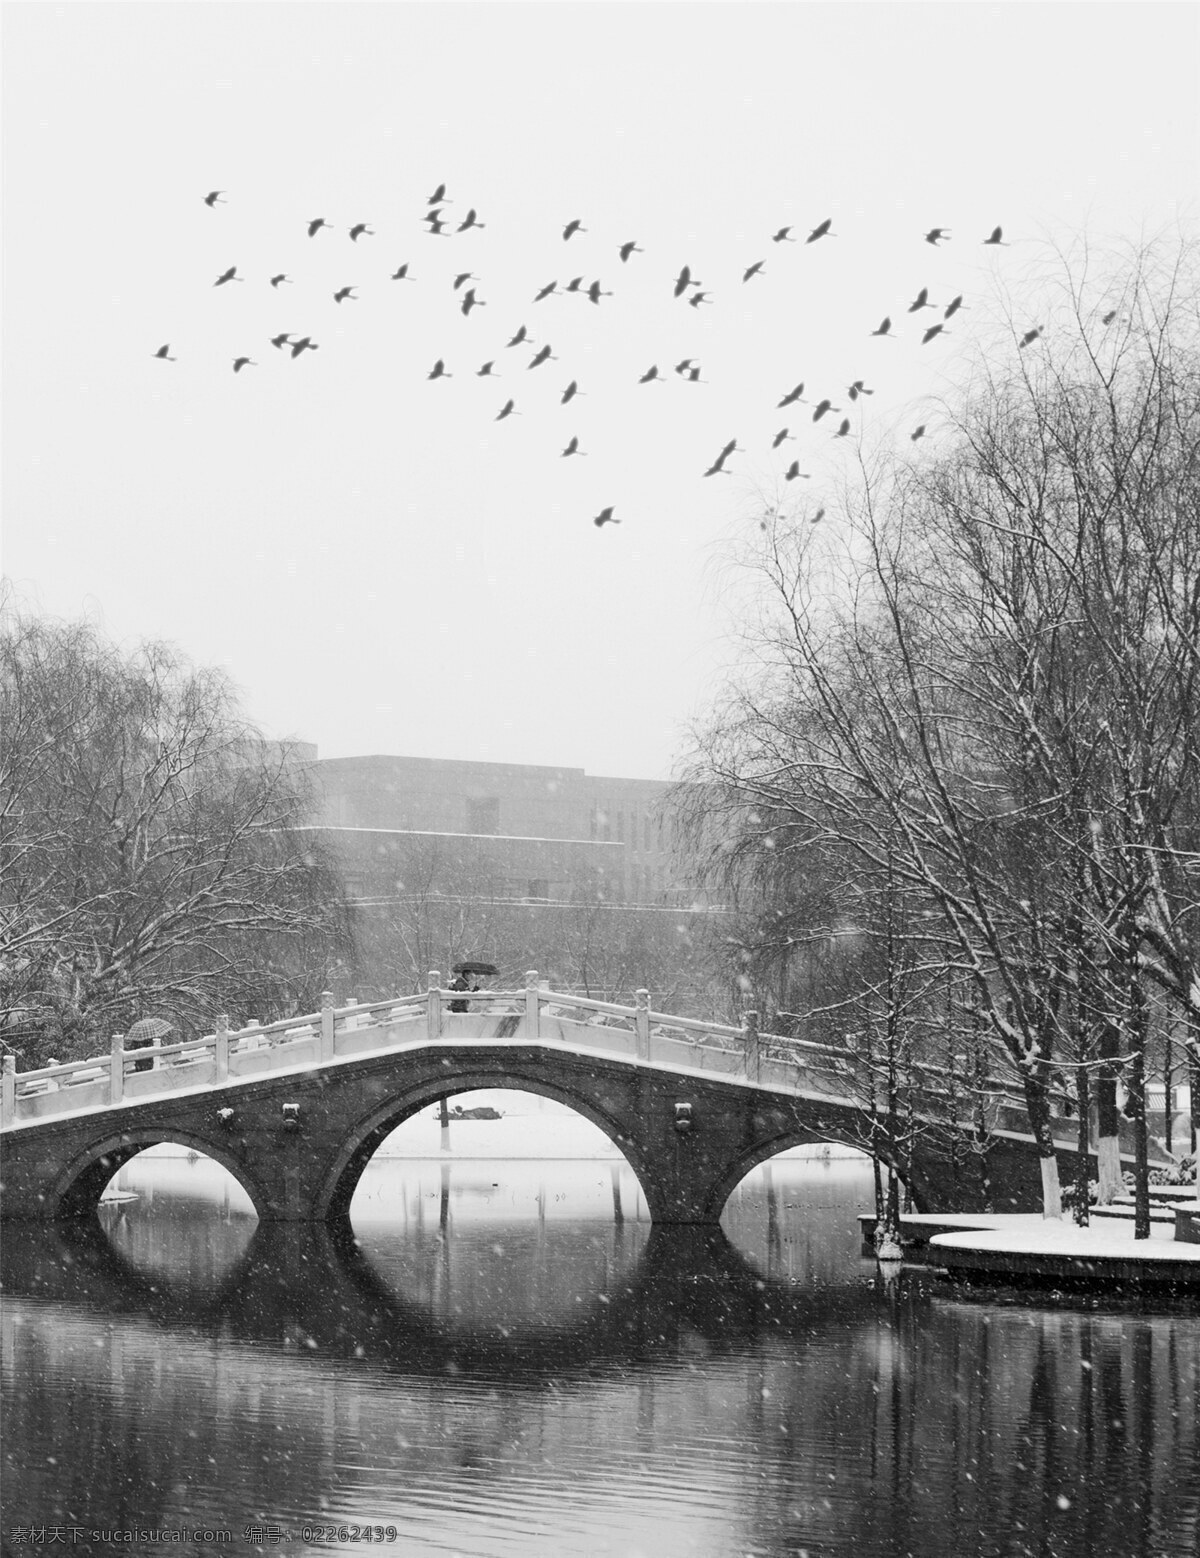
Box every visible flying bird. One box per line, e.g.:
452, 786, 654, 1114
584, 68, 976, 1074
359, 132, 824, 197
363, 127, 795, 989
534, 281, 558, 302
943, 294, 964, 318
391, 263, 413, 280
561, 436, 586, 457
424, 212, 448, 236
847, 381, 874, 401
1101, 310, 1118, 325
871, 316, 893, 336
232, 357, 257, 373
457, 209, 485, 232
674, 359, 697, 376
426, 183, 450, 205
812, 399, 839, 421
453, 272, 478, 290
562, 218, 587, 241
348, 223, 374, 241
506, 326, 532, 347
806, 218, 834, 242
461, 288, 485, 316
907, 288, 934, 312
784, 463, 810, 481
213, 265, 242, 286
685, 366, 706, 383
203, 190, 226, 207
564, 276, 585, 294
333, 286, 358, 303
833, 418, 851, 438
593, 506, 620, 527
638, 365, 662, 383
586, 280, 612, 305
688, 291, 712, 308
983, 226, 1009, 245
269, 273, 292, 288
618, 240, 644, 262
911, 425, 926, 441
924, 228, 950, 245
560, 380, 582, 403
777, 383, 806, 408
771, 226, 796, 243
742, 260, 766, 282
1019, 326, 1044, 348
428, 359, 451, 379
307, 217, 330, 237
495, 399, 518, 420
922, 323, 946, 344
269, 333, 291, 349
528, 344, 556, 368
703, 438, 740, 476
290, 336, 318, 357
152, 343, 176, 361
476, 361, 497, 376
771, 428, 793, 448
673, 265, 698, 298
810, 508, 826, 524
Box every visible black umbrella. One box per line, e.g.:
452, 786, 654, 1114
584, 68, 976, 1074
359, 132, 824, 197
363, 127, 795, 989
452, 961, 499, 977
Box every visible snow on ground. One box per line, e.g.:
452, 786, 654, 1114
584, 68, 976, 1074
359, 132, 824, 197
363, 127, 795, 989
928, 1218, 1200, 1262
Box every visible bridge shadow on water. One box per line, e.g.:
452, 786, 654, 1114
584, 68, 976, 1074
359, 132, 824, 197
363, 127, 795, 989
0, 1213, 891, 1385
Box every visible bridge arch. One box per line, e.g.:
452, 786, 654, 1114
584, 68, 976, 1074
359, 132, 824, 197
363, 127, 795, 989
315, 1068, 655, 1227
49, 1128, 269, 1222
703, 1124, 920, 1223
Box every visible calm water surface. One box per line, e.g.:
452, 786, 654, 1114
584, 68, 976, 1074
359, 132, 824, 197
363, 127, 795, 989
3, 1150, 1198, 1558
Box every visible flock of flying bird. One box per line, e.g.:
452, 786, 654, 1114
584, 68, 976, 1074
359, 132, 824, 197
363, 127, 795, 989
153, 186, 1045, 529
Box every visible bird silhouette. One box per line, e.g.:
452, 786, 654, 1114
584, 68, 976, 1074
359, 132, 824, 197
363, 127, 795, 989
618, 240, 644, 262
771, 428, 793, 448
703, 438, 740, 476
777, 383, 807, 408
457, 209, 485, 232
943, 294, 964, 318
564, 276, 585, 294
812, 399, 839, 421
476, 361, 497, 376
453, 272, 478, 290
562, 219, 587, 241
307, 218, 330, 237
203, 190, 226, 207
426, 183, 450, 205
269, 273, 292, 288
153, 344, 176, 361
586, 280, 612, 305
907, 288, 934, 312
507, 326, 532, 347
806, 218, 834, 242
870, 316, 893, 337
742, 260, 766, 282
638, 365, 662, 383
689, 291, 712, 308
561, 436, 586, 457
673, 265, 698, 298
461, 288, 485, 316
232, 357, 257, 372
847, 381, 874, 401
674, 359, 697, 376
771, 227, 796, 243
213, 266, 242, 286
593, 506, 620, 527
983, 226, 1009, 245
428, 359, 451, 379
561, 380, 583, 404
810, 508, 826, 523
534, 281, 558, 302
333, 286, 358, 303
290, 337, 318, 358
269, 333, 291, 350
784, 463, 810, 481
391, 263, 413, 281
424, 213, 448, 236
685, 366, 706, 383
922, 324, 947, 344
1019, 326, 1043, 348
833, 418, 851, 438
924, 228, 950, 245
1101, 310, 1118, 325
528, 345, 556, 368
495, 399, 518, 420
911, 425, 926, 441
348, 223, 374, 242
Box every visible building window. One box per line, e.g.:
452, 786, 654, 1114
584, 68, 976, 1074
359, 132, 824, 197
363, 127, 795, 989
467, 797, 500, 834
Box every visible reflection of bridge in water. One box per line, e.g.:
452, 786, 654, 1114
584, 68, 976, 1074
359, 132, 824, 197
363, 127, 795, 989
1, 974, 1098, 1223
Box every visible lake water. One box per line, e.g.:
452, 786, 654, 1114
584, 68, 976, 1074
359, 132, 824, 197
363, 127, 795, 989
3, 1123, 1198, 1558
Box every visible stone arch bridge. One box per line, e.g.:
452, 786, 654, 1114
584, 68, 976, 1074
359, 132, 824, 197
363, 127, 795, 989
1, 974, 1093, 1227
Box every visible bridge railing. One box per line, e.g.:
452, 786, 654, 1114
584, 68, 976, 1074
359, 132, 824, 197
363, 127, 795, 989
0, 970, 1019, 1129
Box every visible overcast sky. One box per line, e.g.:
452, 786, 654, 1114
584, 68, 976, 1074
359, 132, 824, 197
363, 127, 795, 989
4, 2, 1196, 780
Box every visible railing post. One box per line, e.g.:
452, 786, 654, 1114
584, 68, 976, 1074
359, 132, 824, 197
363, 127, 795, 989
743, 1010, 760, 1083
320, 992, 335, 1060
427, 971, 442, 1041
635, 988, 650, 1060
2, 1055, 15, 1126
214, 1014, 230, 1082
524, 971, 540, 1039
110, 1033, 125, 1106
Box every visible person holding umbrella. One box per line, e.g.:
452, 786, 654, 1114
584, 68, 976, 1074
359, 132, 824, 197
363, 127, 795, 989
125, 1017, 173, 1073
447, 961, 498, 1013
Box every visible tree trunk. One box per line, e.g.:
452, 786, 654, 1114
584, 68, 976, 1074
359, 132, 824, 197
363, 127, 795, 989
1126, 969, 1151, 1240
1023, 1074, 1063, 1218
1073, 1064, 1091, 1227
1095, 1017, 1124, 1203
